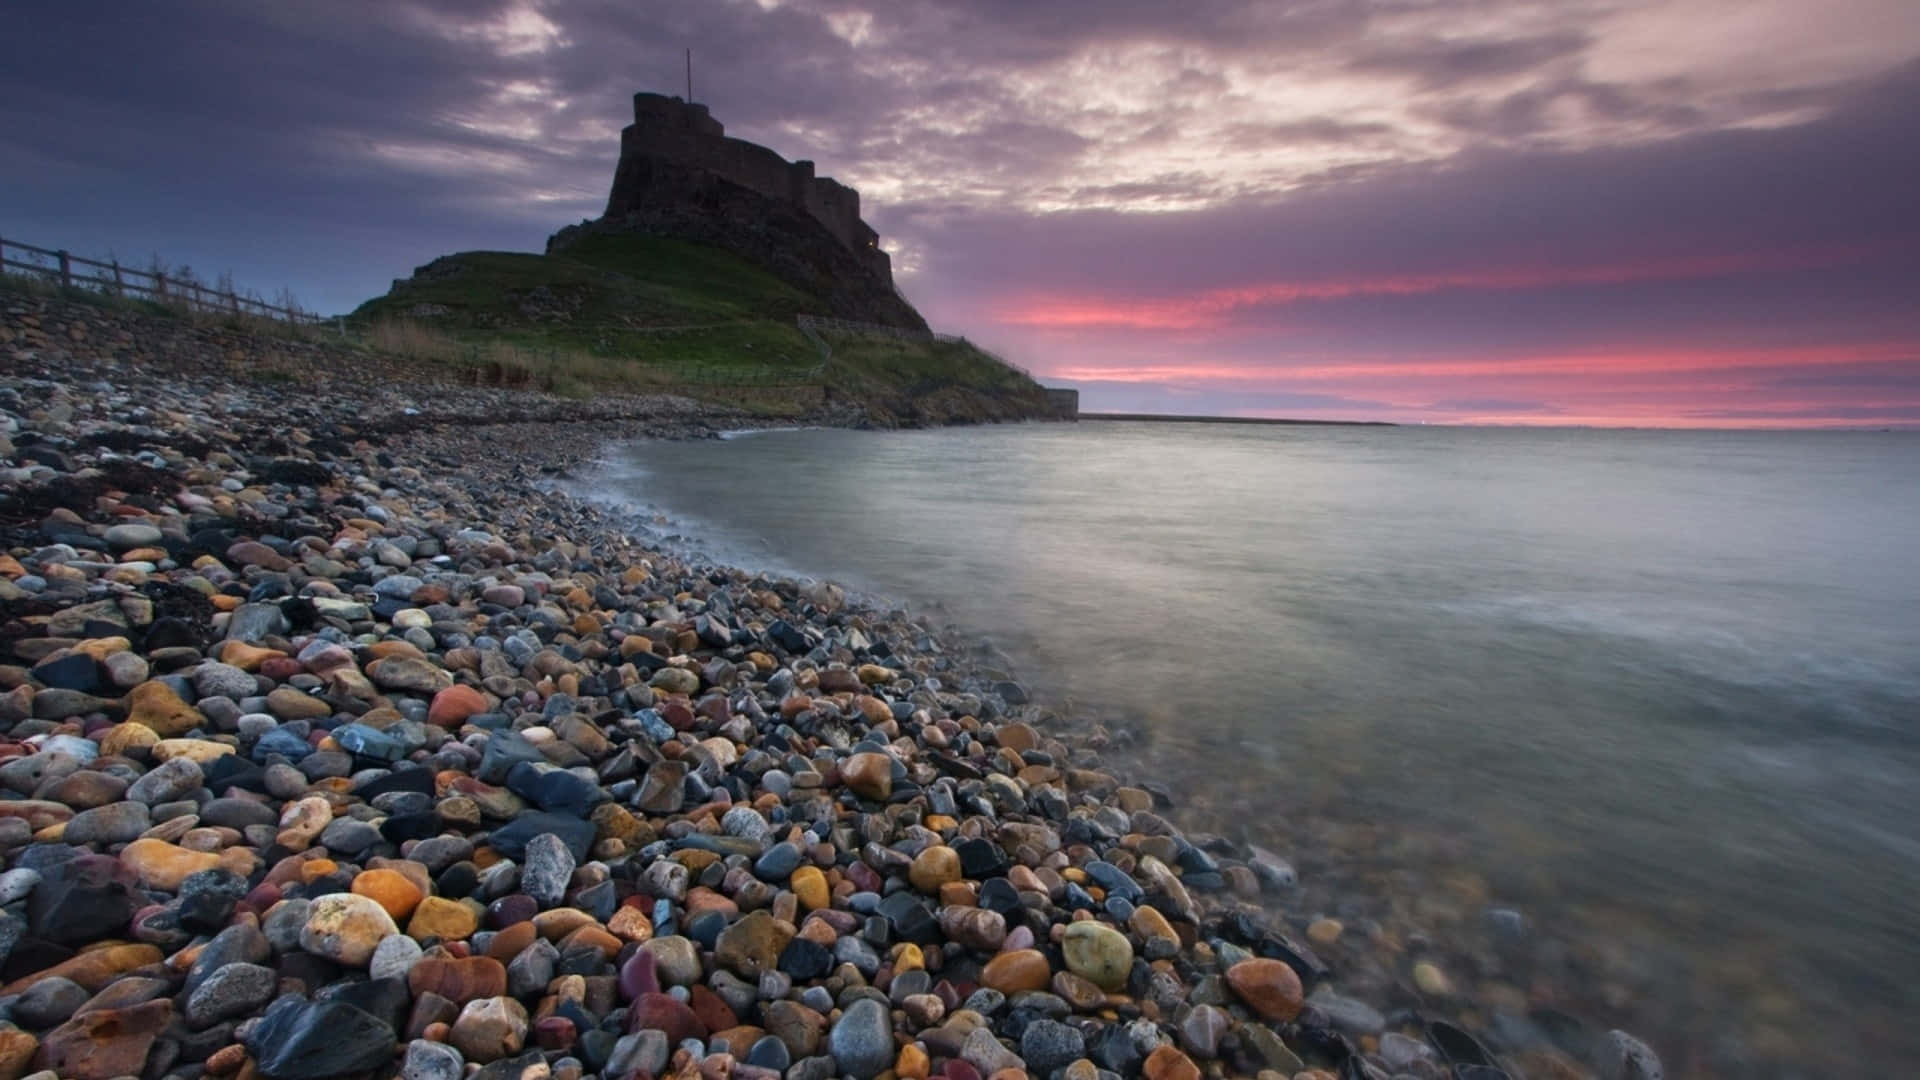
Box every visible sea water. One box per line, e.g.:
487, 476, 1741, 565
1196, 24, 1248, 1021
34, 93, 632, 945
583, 422, 1920, 1077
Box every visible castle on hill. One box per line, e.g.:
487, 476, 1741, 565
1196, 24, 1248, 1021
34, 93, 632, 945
552, 91, 923, 329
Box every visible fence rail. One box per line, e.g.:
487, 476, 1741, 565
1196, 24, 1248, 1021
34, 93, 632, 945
0, 235, 324, 326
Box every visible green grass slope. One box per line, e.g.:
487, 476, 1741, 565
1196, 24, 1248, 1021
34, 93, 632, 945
352, 234, 1052, 423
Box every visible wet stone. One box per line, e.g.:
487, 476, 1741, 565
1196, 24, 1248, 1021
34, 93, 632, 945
486, 812, 596, 862
245, 997, 398, 1080
1022, 1018, 1087, 1075
827, 997, 893, 1080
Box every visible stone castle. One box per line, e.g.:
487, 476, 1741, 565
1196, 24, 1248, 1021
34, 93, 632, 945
608, 93, 891, 282
551, 92, 924, 328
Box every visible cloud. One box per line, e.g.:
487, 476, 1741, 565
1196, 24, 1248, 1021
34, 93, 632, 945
0, 0, 1915, 425
1426, 398, 1565, 414
1349, 30, 1592, 90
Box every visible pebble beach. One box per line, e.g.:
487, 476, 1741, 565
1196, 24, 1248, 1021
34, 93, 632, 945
0, 292, 1663, 1080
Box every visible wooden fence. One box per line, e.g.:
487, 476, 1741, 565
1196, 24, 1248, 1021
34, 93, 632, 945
0, 235, 324, 326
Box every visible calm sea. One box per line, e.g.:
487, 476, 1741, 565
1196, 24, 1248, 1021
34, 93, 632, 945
580, 421, 1920, 1078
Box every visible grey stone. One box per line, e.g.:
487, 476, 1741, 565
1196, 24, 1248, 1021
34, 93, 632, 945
261, 897, 314, 954
194, 662, 259, 701
721, 805, 770, 842
105, 522, 163, 551
12, 975, 88, 1028
1022, 1018, 1087, 1074
827, 997, 893, 1080
402, 1039, 465, 1080
371, 934, 425, 981
508, 938, 558, 999
641, 936, 702, 987
185, 961, 277, 1027
127, 755, 204, 804
606, 1030, 670, 1080
1308, 987, 1385, 1036
225, 602, 290, 643
521, 832, 574, 909
0, 868, 40, 905
1598, 1030, 1664, 1080
962, 1027, 1026, 1076
62, 801, 150, 846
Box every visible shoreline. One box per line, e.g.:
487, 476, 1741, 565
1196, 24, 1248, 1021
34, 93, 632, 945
0, 291, 1655, 1080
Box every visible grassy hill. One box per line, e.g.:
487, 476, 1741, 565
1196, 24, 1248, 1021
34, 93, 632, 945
352, 234, 1051, 423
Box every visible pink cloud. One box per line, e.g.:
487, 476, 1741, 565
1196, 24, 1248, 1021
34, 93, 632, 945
997, 246, 1878, 331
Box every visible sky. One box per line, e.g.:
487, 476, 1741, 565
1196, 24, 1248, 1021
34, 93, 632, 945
4, 1, 1918, 426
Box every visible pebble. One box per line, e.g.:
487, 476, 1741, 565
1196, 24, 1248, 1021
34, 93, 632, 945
1224, 958, 1304, 1022
827, 997, 893, 1079
1062, 919, 1134, 991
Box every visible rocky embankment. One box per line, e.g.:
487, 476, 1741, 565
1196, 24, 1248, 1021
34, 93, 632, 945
0, 291, 1661, 1080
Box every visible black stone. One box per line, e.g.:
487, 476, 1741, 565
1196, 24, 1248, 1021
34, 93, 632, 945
28, 855, 139, 945
777, 938, 833, 981
978, 878, 1022, 918
686, 910, 728, 950
476, 729, 543, 785
177, 869, 249, 933
1021, 1018, 1085, 1074
485, 812, 597, 863
143, 616, 204, 651
748, 1035, 792, 1072
1089, 1023, 1146, 1076
1255, 931, 1330, 992
244, 997, 396, 1080
575, 879, 617, 923
379, 811, 443, 845
579, 1030, 619, 1072
0, 935, 71, 985
184, 923, 270, 996
506, 760, 606, 817
276, 952, 344, 993
437, 862, 481, 900
317, 976, 411, 1032
955, 837, 1010, 879
176, 1020, 238, 1064
1084, 861, 1144, 904
877, 890, 939, 945
29, 653, 102, 694
766, 619, 811, 654
201, 754, 269, 794
557, 945, 606, 978
258, 458, 335, 488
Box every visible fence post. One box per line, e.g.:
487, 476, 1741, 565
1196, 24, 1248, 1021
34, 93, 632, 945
111, 259, 124, 297
58, 251, 72, 289
155, 272, 168, 301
